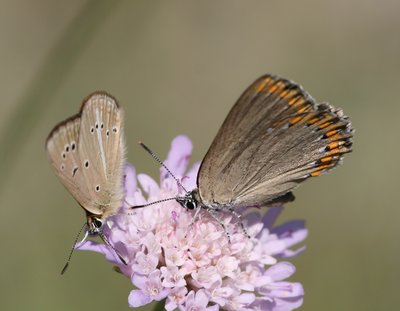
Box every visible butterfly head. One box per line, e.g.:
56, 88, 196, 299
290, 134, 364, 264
87, 215, 104, 235
176, 190, 199, 210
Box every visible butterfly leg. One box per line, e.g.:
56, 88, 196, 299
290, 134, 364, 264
75, 228, 89, 248
184, 206, 203, 239
207, 210, 231, 243
229, 208, 250, 239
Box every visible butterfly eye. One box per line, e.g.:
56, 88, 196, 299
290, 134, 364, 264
186, 200, 196, 210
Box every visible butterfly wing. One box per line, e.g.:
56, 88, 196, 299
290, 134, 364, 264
197, 74, 353, 208
46, 115, 94, 209
77, 92, 126, 218
46, 92, 125, 219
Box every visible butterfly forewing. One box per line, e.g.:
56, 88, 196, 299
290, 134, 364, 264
78, 93, 125, 218
197, 74, 353, 208
46, 92, 125, 219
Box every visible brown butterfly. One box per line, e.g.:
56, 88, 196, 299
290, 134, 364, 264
46, 92, 126, 273
137, 74, 353, 233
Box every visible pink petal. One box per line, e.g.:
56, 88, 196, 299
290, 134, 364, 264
154, 288, 170, 301
265, 262, 296, 281
131, 273, 148, 289
195, 289, 211, 308
162, 135, 192, 179
236, 293, 256, 305
76, 241, 119, 265
124, 164, 137, 197
264, 239, 287, 255
263, 206, 284, 229
273, 296, 304, 311
279, 246, 307, 258
183, 161, 201, 190
165, 299, 178, 311
272, 220, 305, 236
128, 289, 152, 307
137, 174, 159, 198
281, 229, 308, 248
268, 282, 304, 298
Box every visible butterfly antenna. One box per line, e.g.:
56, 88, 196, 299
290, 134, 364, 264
129, 197, 178, 209
99, 232, 127, 265
139, 141, 189, 193
61, 222, 87, 275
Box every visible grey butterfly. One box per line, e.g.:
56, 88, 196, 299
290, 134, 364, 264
46, 92, 126, 272
140, 74, 353, 227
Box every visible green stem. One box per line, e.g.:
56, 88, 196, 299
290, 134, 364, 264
153, 299, 166, 311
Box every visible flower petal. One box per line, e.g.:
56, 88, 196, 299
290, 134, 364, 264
265, 262, 296, 281
137, 174, 159, 198
266, 282, 304, 298
128, 289, 152, 307
124, 164, 137, 198
263, 206, 284, 229
183, 161, 201, 190
76, 241, 119, 265
195, 289, 211, 308
162, 135, 192, 179
279, 246, 307, 258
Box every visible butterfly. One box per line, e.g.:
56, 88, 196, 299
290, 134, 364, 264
138, 74, 353, 229
46, 92, 126, 272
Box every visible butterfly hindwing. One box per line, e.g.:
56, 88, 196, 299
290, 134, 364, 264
46, 115, 93, 209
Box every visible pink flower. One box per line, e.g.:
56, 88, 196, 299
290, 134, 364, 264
129, 270, 169, 307
78, 135, 307, 310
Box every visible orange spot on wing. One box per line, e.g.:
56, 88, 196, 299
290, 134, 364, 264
289, 97, 298, 105
325, 129, 338, 137
311, 162, 337, 177
256, 80, 269, 93
318, 122, 332, 129
268, 81, 286, 94
279, 89, 290, 98
326, 147, 351, 156
289, 116, 303, 125
292, 97, 305, 108
256, 76, 274, 93
307, 117, 321, 125
311, 171, 322, 177
269, 84, 279, 93
326, 141, 344, 150
297, 105, 312, 114
320, 156, 333, 163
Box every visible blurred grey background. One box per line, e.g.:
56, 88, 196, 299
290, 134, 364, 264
0, 0, 398, 310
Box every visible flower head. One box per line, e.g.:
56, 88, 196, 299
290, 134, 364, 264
78, 135, 307, 310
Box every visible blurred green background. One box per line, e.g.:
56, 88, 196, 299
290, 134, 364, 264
0, 0, 398, 310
